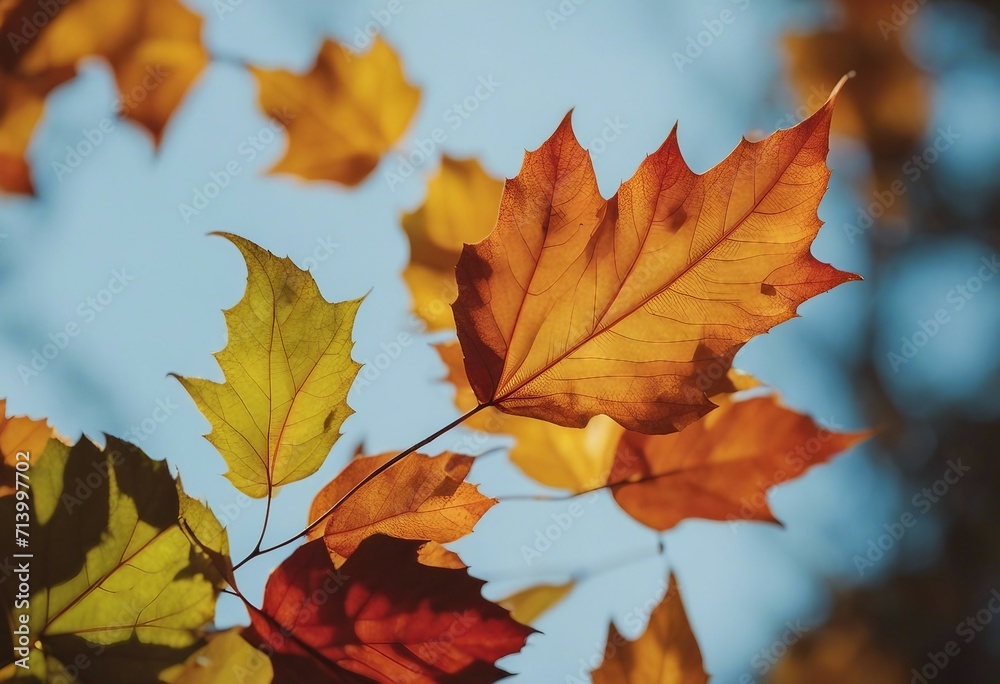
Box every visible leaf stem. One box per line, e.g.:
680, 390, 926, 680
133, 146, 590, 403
250, 486, 273, 557
232, 403, 490, 571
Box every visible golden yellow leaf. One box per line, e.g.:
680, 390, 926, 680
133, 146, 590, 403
308, 451, 496, 566
252, 37, 420, 185
500, 581, 575, 625
416, 540, 466, 569
0, 397, 52, 496
453, 78, 857, 434
3, 0, 205, 146
169, 629, 273, 684
592, 574, 708, 684
403, 157, 504, 330
108, 0, 209, 144
176, 234, 362, 498
610, 395, 868, 530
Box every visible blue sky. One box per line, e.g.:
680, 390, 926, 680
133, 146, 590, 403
2, 0, 999, 680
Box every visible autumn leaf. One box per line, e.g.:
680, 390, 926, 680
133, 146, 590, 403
591, 574, 707, 684
416, 541, 467, 569
437, 339, 623, 492
106, 0, 209, 144
610, 395, 868, 531
307, 451, 496, 566
0, 397, 52, 496
499, 582, 575, 625
252, 37, 420, 185
175, 234, 362, 499
0, 69, 73, 194
0, 436, 228, 681
169, 629, 273, 684
403, 157, 504, 330
1, 0, 207, 157
452, 77, 857, 434
246, 535, 533, 683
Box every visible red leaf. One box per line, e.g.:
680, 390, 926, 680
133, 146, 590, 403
246, 536, 532, 683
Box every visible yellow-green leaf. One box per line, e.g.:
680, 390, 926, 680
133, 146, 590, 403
0, 436, 227, 681
176, 234, 362, 498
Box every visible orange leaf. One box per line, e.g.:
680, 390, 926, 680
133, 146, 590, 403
0, 397, 52, 496
108, 0, 209, 144
591, 574, 708, 684
2, 0, 206, 147
0, 68, 73, 194
308, 451, 496, 566
610, 395, 868, 530
416, 540, 466, 569
252, 37, 420, 186
453, 78, 857, 434
246, 536, 532, 683
403, 157, 504, 330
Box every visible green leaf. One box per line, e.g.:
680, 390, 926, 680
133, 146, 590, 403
0, 436, 228, 682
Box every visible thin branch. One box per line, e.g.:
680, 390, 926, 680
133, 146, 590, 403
232, 403, 490, 571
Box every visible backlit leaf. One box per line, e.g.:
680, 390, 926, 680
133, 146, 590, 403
308, 451, 496, 566
1, 0, 207, 155
170, 629, 273, 684
591, 574, 707, 684
0, 397, 52, 496
610, 395, 868, 530
176, 234, 362, 498
252, 37, 420, 185
403, 157, 504, 330
246, 535, 532, 683
0, 436, 228, 681
499, 582, 575, 625
453, 78, 857, 434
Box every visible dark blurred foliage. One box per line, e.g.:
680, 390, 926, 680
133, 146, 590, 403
773, 0, 1000, 681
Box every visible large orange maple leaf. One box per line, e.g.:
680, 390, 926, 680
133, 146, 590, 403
453, 76, 856, 434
